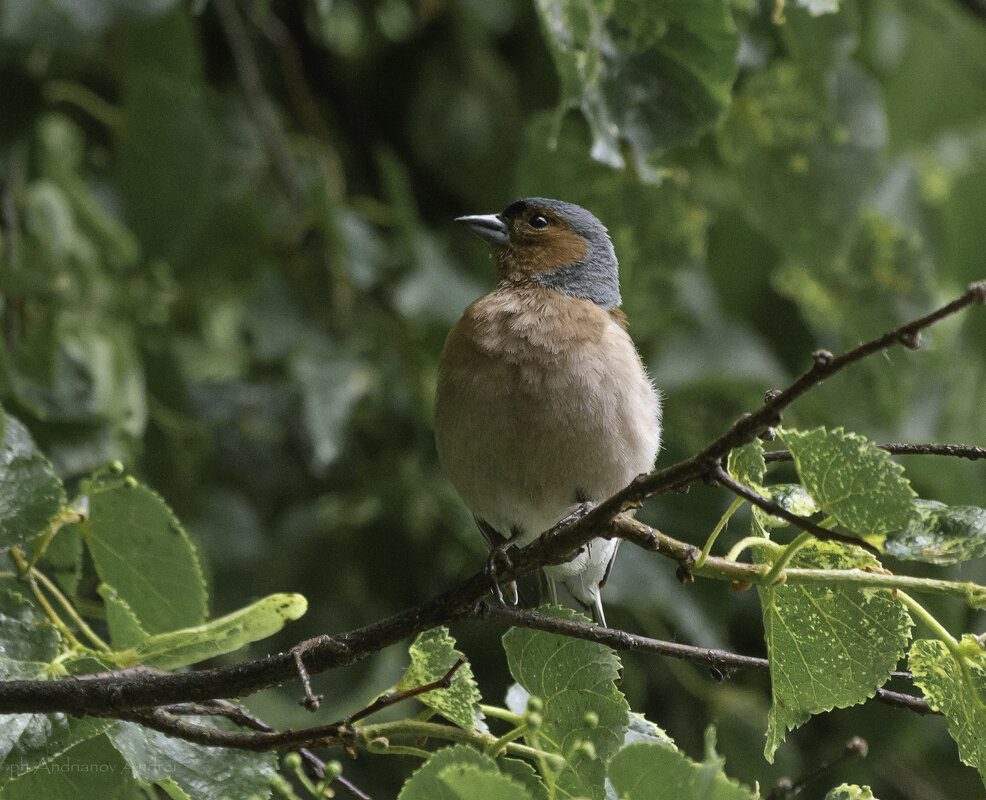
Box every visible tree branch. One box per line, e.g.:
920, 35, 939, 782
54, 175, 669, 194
0, 283, 980, 725
712, 465, 879, 554
765, 442, 986, 463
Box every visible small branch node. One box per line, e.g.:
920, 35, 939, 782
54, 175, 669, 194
764, 388, 783, 402
758, 426, 777, 442
968, 280, 986, 304
675, 564, 695, 584
896, 330, 921, 350
812, 348, 834, 366
292, 638, 327, 712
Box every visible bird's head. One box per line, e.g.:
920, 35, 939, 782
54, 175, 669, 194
456, 198, 621, 309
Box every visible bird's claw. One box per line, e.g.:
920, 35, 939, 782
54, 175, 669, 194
485, 545, 519, 606
557, 500, 596, 528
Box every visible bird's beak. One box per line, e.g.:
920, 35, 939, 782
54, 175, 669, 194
455, 213, 509, 247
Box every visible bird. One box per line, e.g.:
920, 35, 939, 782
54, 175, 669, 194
434, 198, 662, 626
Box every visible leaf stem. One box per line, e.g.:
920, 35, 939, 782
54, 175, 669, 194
31, 566, 111, 652
30, 504, 87, 565
9, 547, 83, 650
695, 496, 745, 568
724, 536, 782, 563
479, 704, 523, 724
355, 719, 564, 767
898, 592, 986, 711
485, 723, 529, 757
897, 591, 960, 655
771, 570, 986, 608
762, 531, 814, 585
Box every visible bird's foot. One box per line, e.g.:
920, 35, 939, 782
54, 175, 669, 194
484, 545, 519, 607
556, 500, 597, 529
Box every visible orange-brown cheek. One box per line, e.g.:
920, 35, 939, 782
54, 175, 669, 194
494, 228, 588, 280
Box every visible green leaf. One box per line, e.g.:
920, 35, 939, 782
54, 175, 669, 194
98, 583, 148, 650
78, 476, 207, 634
395, 627, 484, 732
107, 718, 276, 800
112, 592, 307, 670
759, 540, 912, 761
0, 409, 67, 548
0, 717, 112, 790
726, 440, 766, 488
534, 0, 738, 175
910, 636, 986, 787
0, 584, 61, 680
825, 784, 878, 800
503, 606, 629, 799
779, 427, 917, 540
44, 524, 83, 600
0, 732, 143, 800
883, 500, 986, 565
438, 764, 533, 800
496, 758, 548, 800
624, 712, 676, 748
0, 582, 110, 781
756, 484, 820, 530
607, 741, 757, 800
398, 745, 504, 800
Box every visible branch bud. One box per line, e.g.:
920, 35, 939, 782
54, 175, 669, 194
897, 330, 920, 350
812, 349, 834, 366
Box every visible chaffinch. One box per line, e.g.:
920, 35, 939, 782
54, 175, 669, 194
435, 198, 662, 625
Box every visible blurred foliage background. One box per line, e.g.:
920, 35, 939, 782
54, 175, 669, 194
1, 0, 986, 796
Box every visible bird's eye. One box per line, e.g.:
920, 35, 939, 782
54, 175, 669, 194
528, 215, 550, 229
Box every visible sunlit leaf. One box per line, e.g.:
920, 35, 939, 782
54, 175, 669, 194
760, 540, 912, 761
910, 636, 986, 788
780, 427, 917, 540
883, 500, 986, 565
503, 606, 628, 799
396, 627, 484, 733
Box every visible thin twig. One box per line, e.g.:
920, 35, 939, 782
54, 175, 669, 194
765, 442, 986, 463
160, 700, 365, 796
293, 637, 326, 711
768, 737, 869, 799
124, 707, 345, 752
474, 606, 936, 716
712, 465, 879, 554
348, 655, 467, 725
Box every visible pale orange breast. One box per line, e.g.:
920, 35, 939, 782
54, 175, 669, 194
435, 286, 661, 544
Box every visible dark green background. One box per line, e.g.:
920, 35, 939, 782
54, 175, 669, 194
2, 0, 985, 797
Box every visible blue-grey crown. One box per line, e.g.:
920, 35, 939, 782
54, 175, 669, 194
510, 198, 622, 310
